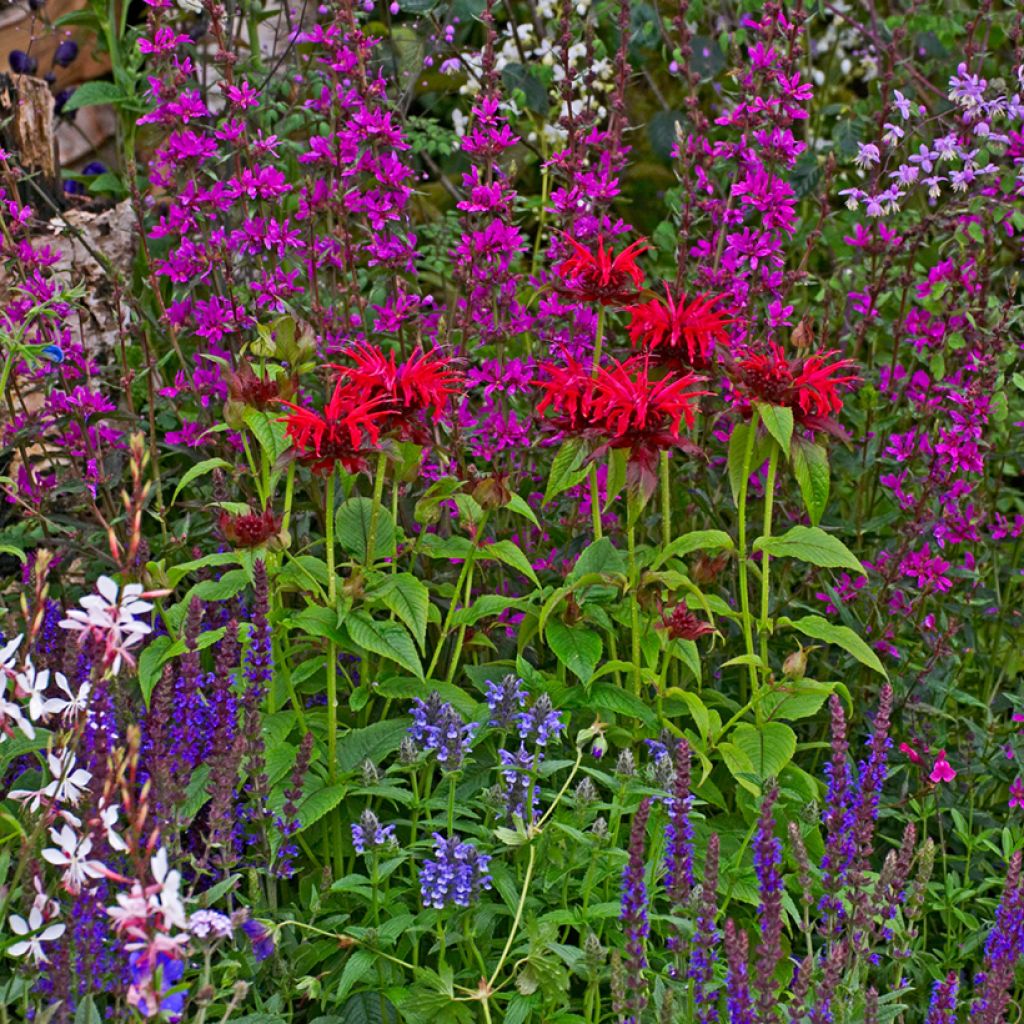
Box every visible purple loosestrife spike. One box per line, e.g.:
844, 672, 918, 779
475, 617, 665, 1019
970, 851, 1024, 1024
927, 974, 960, 1024
865, 988, 879, 1024
620, 798, 652, 1022
275, 732, 314, 876
243, 560, 273, 707
754, 784, 783, 1024
691, 832, 721, 1024
725, 920, 755, 1024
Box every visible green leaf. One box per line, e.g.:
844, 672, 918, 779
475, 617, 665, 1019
791, 439, 830, 526
335, 993, 399, 1024
62, 81, 125, 113
568, 538, 627, 583
337, 720, 410, 772
0, 543, 26, 564
604, 448, 628, 511
755, 403, 793, 455
298, 782, 348, 832
346, 611, 423, 679
727, 422, 751, 506
506, 493, 540, 527
285, 605, 347, 646
588, 682, 657, 726
761, 682, 835, 722
336, 498, 397, 563
728, 722, 797, 785
243, 407, 288, 461
543, 438, 590, 505
480, 540, 540, 587
371, 573, 429, 650
451, 594, 525, 628
170, 458, 232, 506
782, 613, 888, 678
754, 526, 865, 574
545, 619, 602, 682
652, 529, 734, 570
668, 689, 710, 739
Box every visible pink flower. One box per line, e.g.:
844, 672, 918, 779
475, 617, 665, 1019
899, 742, 923, 765
929, 750, 957, 784
1010, 779, 1024, 809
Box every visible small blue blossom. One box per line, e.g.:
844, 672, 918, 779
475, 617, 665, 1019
485, 674, 528, 728
516, 694, 565, 747
351, 810, 397, 855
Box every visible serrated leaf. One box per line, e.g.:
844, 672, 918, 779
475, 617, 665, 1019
727, 421, 752, 506
755, 403, 793, 455
545, 619, 601, 682
604, 448, 628, 511
783, 614, 888, 678
285, 605, 347, 646
371, 573, 429, 649
336, 950, 377, 1001
588, 682, 657, 726
754, 526, 865, 574
170, 457, 232, 505
298, 782, 348, 832
791, 439, 830, 526
243, 407, 287, 461
336, 498, 397, 563
480, 540, 540, 587
346, 611, 423, 679
506, 493, 540, 527
138, 634, 173, 708
62, 81, 125, 113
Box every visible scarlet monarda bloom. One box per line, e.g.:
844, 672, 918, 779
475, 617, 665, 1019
219, 506, 282, 548
277, 378, 387, 474
331, 344, 462, 440
554, 234, 648, 305
728, 344, 859, 435
535, 355, 708, 495
627, 288, 732, 369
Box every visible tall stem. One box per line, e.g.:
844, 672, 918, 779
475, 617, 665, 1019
627, 499, 642, 697
324, 469, 343, 872
366, 450, 388, 567
660, 451, 672, 550
736, 412, 760, 708
589, 305, 608, 540
758, 443, 780, 679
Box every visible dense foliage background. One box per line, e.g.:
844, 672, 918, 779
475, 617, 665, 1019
1, 0, 1024, 1021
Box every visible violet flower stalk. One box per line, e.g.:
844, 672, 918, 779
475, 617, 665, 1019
724, 919, 755, 1024
620, 797, 652, 1022
691, 832, 721, 1024
753, 784, 783, 1024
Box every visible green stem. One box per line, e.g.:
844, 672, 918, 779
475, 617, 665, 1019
758, 442, 780, 693
627, 502, 641, 697
588, 305, 608, 541
660, 451, 672, 550
487, 843, 537, 988
366, 450, 388, 567
324, 469, 343, 874
736, 410, 761, 708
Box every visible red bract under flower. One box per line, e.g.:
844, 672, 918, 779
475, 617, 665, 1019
554, 234, 648, 305
627, 288, 732, 369
227, 364, 296, 409
277, 379, 387, 474
219, 506, 281, 548
729, 343, 859, 434
331, 344, 462, 439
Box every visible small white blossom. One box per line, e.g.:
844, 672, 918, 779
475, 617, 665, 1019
7, 908, 65, 964
151, 848, 187, 931
100, 803, 128, 852
41, 825, 105, 894
54, 674, 90, 721
19, 663, 67, 723
0, 633, 22, 671
0, 674, 34, 743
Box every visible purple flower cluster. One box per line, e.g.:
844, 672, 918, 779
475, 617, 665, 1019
419, 833, 492, 910
409, 693, 478, 772
351, 810, 397, 856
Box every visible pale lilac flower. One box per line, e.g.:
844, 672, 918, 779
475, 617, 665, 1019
189, 910, 233, 939
7, 907, 66, 964
893, 90, 913, 119
854, 143, 881, 170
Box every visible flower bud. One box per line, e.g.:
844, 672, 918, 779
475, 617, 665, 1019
782, 647, 808, 680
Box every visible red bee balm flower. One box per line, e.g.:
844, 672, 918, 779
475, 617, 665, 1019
627, 288, 732, 369
332, 344, 462, 440
277, 379, 387, 474
555, 234, 648, 305
536, 355, 709, 497
729, 343, 859, 435
219, 506, 282, 548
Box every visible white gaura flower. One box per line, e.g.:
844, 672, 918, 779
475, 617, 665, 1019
10, 750, 92, 812
41, 825, 105, 895
7, 908, 66, 965
0, 674, 33, 743
59, 576, 154, 676
0, 633, 22, 671
100, 803, 128, 853
19, 662, 68, 723
151, 848, 187, 931
54, 675, 90, 721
